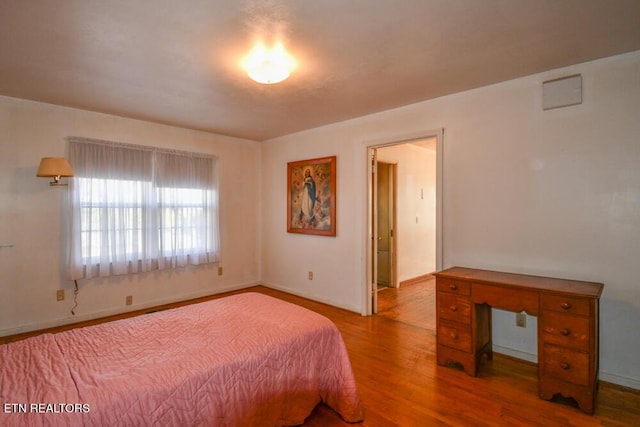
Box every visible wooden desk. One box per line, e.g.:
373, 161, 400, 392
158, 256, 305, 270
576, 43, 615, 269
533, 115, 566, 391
434, 267, 603, 414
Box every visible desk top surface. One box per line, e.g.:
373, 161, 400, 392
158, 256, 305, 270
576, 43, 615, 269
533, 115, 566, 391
435, 266, 604, 298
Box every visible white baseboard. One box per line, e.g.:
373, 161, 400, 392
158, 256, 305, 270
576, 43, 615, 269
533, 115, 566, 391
259, 281, 361, 314
0, 282, 260, 337
599, 371, 640, 391
492, 345, 538, 364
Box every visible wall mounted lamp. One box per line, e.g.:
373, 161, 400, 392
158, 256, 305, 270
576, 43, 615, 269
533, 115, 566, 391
36, 157, 74, 186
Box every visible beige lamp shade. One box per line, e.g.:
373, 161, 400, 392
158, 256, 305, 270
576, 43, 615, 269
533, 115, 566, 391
37, 157, 74, 185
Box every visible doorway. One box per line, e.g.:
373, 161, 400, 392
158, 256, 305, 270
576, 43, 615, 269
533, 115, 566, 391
366, 131, 443, 317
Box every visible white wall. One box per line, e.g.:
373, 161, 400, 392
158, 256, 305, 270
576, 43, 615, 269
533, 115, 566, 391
259, 127, 366, 311
377, 143, 437, 283
260, 51, 640, 389
0, 96, 261, 335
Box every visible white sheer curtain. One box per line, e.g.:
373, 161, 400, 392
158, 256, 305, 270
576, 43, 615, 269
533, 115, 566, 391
67, 137, 220, 280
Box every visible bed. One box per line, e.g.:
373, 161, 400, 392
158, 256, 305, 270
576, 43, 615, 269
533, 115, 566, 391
0, 292, 364, 426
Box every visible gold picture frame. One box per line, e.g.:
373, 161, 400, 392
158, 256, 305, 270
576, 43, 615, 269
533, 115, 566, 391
287, 156, 336, 236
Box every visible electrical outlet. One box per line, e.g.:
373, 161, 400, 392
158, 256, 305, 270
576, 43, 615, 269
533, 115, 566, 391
56, 289, 65, 301
126, 295, 133, 306
217, 266, 223, 276
308, 271, 313, 280
516, 312, 526, 328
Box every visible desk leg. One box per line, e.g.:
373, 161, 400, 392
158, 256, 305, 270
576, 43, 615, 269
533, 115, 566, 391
474, 304, 492, 366
539, 377, 595, 414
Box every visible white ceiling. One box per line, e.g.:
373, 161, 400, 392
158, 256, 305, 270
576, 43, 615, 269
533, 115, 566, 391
1, 1, 640, 141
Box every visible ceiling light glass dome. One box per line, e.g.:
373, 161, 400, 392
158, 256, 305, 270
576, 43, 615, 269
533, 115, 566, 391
243, 43, 295, 84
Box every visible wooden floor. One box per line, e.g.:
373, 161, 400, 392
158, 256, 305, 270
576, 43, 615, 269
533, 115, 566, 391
377, 277, 436, 330
4, 284, 640, 426
257, 285, 640, 427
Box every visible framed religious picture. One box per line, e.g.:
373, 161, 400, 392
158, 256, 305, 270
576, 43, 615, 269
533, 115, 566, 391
287, 156, 336, 236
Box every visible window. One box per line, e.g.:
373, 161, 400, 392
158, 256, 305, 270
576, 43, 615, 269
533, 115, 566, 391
68, 138, 219, 279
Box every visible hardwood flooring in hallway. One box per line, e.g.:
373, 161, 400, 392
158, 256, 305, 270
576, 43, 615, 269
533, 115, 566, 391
376, 277, 436, 331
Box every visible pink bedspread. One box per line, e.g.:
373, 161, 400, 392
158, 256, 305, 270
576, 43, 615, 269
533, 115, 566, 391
1, 292, 363, 426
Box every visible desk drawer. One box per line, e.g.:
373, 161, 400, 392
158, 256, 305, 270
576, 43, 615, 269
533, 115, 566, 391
437, 293, 471, 324
542, 294, 591, 316
542, 344, 590, 387
541, 312, 590, 352
436, 278, 471, 296
437, 322, 471, 352
472, 284, 538, 315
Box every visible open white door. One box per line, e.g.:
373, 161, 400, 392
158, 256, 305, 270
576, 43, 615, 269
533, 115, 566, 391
370, 148, 379, 313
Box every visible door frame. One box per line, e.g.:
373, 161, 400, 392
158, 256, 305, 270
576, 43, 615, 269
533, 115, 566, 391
364, 129, 444, 316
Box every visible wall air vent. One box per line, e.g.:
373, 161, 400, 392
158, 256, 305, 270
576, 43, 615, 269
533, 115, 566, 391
542, 74, 582, 110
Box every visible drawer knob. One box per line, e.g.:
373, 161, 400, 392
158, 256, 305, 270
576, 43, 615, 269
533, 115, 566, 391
450, 306, 458, 312
449, 284, 457, 290
561, 328, 570, 336
560, 362, 571, 370
450, 332, 458, 340
560, 302, 572, 310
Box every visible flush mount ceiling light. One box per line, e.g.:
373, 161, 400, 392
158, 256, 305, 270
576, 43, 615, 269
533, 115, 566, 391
243, 43, 295, 84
